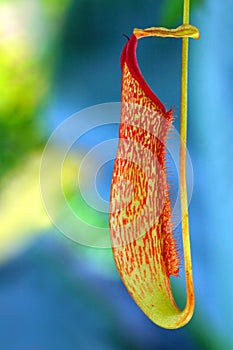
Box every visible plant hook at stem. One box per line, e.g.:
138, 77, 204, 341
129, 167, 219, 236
110, 0, 199, 329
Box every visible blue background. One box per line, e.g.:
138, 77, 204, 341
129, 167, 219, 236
0, 1, 232, 349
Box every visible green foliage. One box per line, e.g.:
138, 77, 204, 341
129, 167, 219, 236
160, 0, 205, 26
0, 0, 72, 179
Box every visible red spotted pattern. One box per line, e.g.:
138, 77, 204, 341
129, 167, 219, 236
109, 34, 179, 304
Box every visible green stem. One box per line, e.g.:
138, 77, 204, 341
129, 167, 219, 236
180, 0, 194, 314
183, 0, 190, 24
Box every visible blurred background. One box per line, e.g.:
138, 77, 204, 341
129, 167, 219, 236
0, 0, 232, 349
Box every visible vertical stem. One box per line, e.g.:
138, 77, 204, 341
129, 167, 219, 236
183, 0, 190, 24
180, 0, 195, 315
